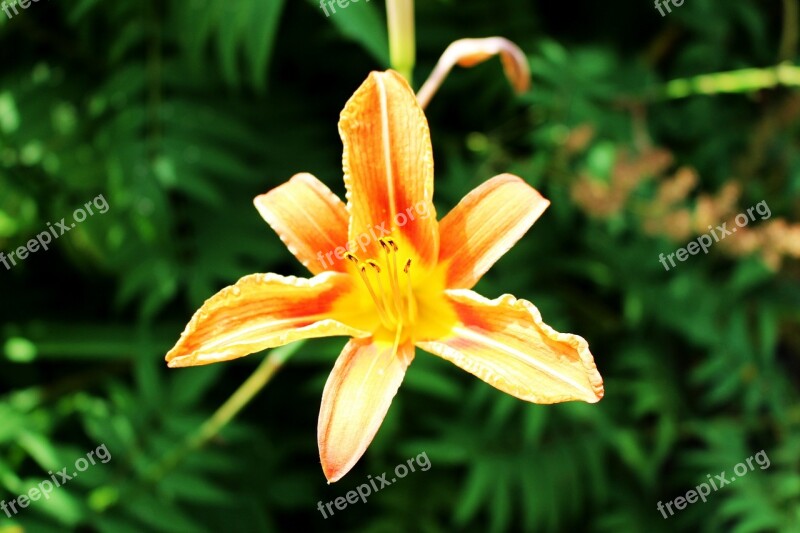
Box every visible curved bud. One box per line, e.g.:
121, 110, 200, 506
416, 37, 531, 109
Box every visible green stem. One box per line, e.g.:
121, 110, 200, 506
145, 341, 303, 482
386, 0, 415, 82
658, 63, 800, 101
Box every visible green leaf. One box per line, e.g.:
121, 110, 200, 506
311, 0, 389, 65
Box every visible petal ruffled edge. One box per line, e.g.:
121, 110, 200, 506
417, 289, 603, 404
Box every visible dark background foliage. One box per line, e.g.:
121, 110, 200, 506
1, 0, 799, 531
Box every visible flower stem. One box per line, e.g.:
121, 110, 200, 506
658, 63, 800, 100
146, 341, 304, 481
386, 0, 415, 83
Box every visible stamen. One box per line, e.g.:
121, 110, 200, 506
379, 238, 404, 319
366, 260, 397, 323
376, 321, 405, 376
358, 238, 418, 331
358, 264, 393, 329
389, 323, 403, 368
404, 259, 417, 322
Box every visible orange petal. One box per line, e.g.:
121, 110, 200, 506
339, 70, 439, 266
318, 337, 414, 482
166, 272, 369, 368
417, 289, 603, 404
438, 174, 549, 289
254, 173, 350, 275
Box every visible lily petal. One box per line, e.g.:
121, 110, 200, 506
339, 70, 438, 266
438, 174, 549, 289
417, 289, 603, 404
318, 337, 414, 482
166, 272, 369, 368
254, 173, 350, 275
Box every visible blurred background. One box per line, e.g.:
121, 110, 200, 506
1, 0, 799, 531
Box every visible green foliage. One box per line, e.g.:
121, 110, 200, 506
1, 0, 799, 531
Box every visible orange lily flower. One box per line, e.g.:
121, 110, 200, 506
166, 70, 604, 483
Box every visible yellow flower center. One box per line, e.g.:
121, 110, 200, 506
331, 234, 457, 348
345, 238, 416, 332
